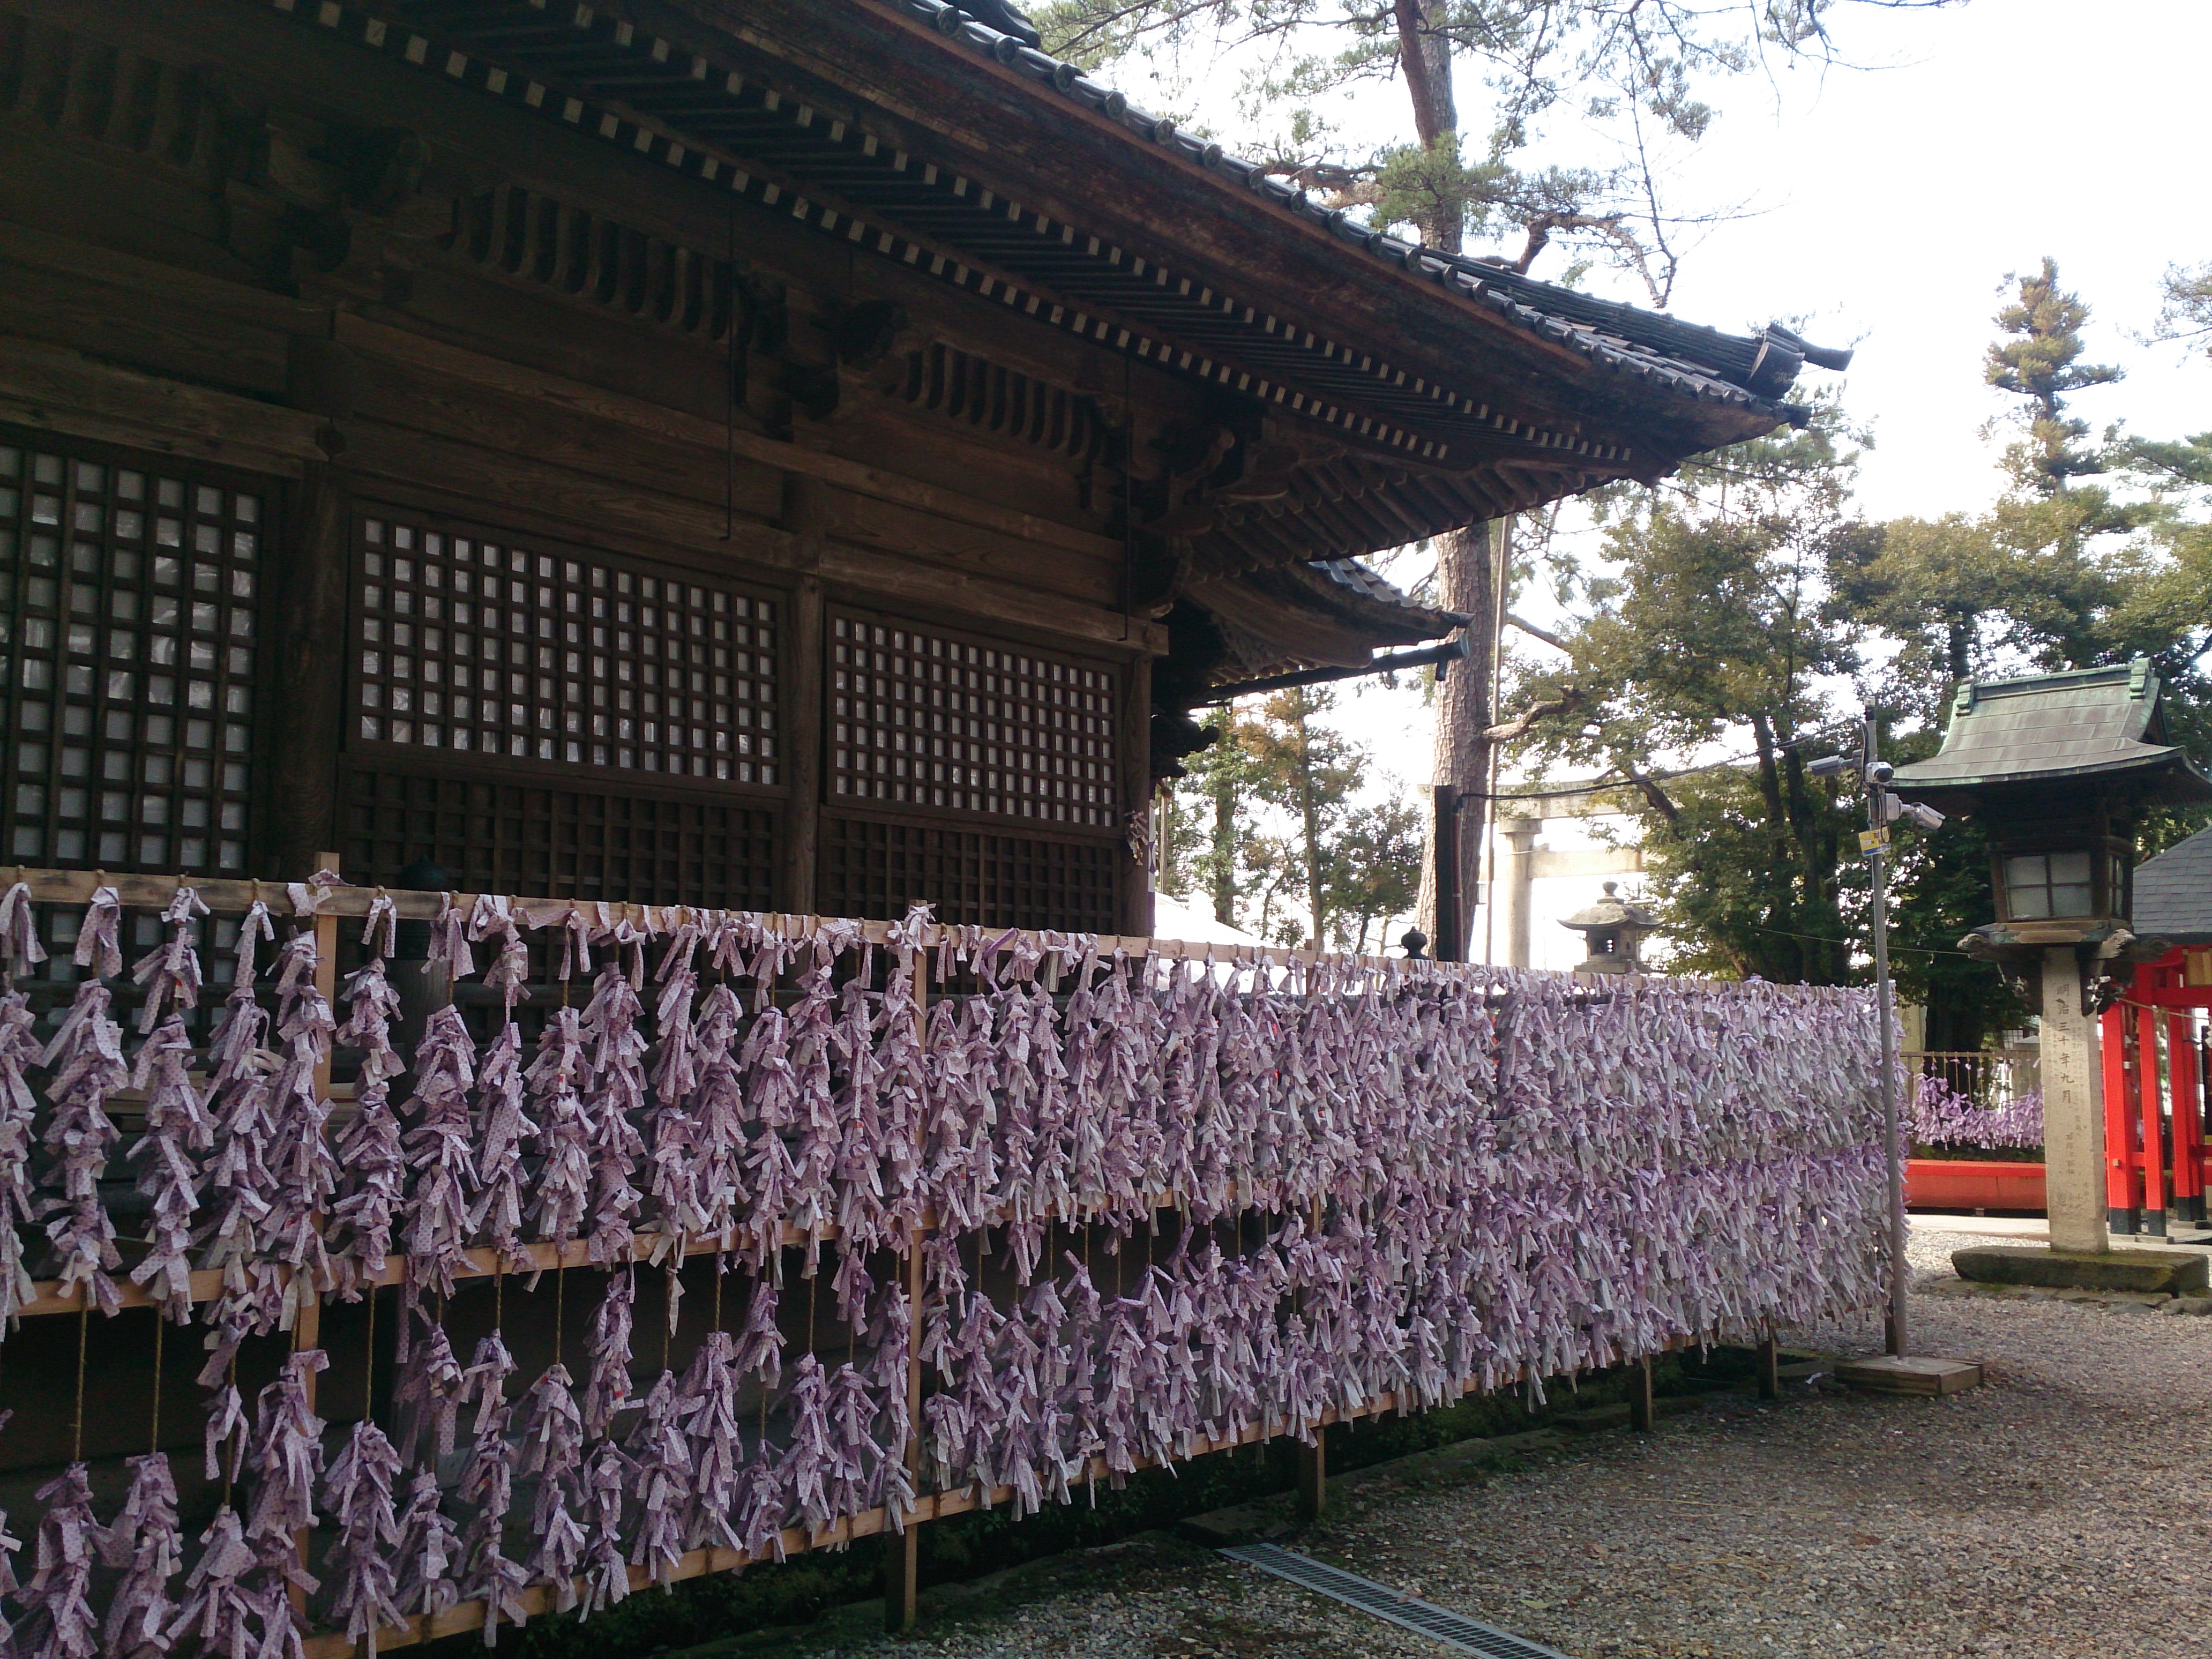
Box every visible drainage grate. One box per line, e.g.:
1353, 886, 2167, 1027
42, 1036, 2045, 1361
1220, 1543, 1574, 1658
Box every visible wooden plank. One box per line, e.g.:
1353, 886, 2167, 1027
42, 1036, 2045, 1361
331, 315, 1127, 565
0, 332, 323, 477
0, 220, 322, 338
819, 540, 1166, 657
1835, 1356, 1983, 1398
0, 249, 292, 400
337, 419, 796, 565
819, 487, 1119, 610
335, 341, 788, 525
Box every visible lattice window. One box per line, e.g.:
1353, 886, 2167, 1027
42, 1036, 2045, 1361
343, 761, 778, 910
829, 610, 1118, 833
353, 511, 779, 786
820, 814, 1117, 933
0, 431, 259, 875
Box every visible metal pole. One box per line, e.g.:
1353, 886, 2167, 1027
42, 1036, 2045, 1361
1866, 710, 1908, 1357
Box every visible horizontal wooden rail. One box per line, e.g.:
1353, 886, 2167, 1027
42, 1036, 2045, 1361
293, 1325, 1756, 1659
0, 865, 1522, 981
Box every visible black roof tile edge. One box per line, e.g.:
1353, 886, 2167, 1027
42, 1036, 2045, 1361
884, 0, 1850, 404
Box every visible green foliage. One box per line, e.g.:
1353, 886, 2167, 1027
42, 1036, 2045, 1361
1162, 690, 1421, 950
1030, 0, 1949, 300
2151, 261, 2212, 359
1984, 257, 2125, 495
1522, 483, 1863, 983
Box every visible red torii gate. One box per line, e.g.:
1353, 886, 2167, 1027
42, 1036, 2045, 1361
2103, 945, 2212, 1237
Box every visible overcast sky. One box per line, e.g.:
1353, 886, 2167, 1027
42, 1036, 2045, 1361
1159, 0, 2211, 967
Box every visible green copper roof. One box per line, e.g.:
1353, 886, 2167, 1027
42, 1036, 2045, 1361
1892, 659, 2212, 799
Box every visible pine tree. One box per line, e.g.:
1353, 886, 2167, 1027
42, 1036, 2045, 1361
1985, 256, 2124, 495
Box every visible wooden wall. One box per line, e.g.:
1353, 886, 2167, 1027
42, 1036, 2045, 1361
0, 0, 1182, 934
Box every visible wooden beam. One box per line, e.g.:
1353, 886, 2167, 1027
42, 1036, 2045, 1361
330, 315, 1124, 565
0, 331, 324, 478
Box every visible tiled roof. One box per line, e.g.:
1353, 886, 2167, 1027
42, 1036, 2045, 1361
1893, 660, 2212, 798
875, 0, 1851, 410
2135, 827, 2212, 944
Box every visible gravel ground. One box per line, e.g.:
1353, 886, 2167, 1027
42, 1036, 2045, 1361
796, 1224, 2212, 1659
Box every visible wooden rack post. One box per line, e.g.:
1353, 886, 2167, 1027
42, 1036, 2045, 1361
1756, 1334, 1780, 1401
1297, 1430, 1326, 1522
291, 851, 340, 1614
887, 945, 928, 1632
1628, 1357, 1654, 1432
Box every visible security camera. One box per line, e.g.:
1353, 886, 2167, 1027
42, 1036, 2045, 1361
1805, 754, 1847, 778
1865, 760, 1894, 785
1899, 801, 1945, 832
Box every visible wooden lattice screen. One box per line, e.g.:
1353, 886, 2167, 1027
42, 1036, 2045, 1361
342, 763, 779, 909
343, 507, 783, 903
828, 607, 1118, 832
352, 511, 779, 782
823, 604, 1122, 930
818, 815, 1119, 933
0, 427, 260, 878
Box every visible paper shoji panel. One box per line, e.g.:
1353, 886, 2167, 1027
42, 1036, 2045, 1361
0, 430, 259, 876
819, 814, 1118, 933
343, 762, 778, 910
829, 609, 1118, 834
352, 512, 779, 786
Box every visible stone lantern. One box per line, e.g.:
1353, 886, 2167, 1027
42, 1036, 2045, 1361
1893, 659, 2211, 951
1560, 881, 1660, 975
1893, 658, 2212, 1257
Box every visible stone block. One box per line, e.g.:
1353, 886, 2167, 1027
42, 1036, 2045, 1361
1952, 1245, 2209, 1294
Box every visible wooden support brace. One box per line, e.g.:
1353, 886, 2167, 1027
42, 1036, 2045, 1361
1627, 1357, 1654, 1432
1755, 1335, 1780, 1402
1297, 1428, 1326, 1522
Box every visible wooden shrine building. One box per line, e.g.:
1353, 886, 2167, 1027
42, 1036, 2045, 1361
0, 0, 1843, 935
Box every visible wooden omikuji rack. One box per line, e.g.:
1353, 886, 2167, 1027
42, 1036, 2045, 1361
0, 863, 1780, 1654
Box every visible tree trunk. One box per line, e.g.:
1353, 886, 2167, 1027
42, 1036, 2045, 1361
1417, 520, 1501, 958
1211, 767, 1237, 927
1392, 0, 1462, 252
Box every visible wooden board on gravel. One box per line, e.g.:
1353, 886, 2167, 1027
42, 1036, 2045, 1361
1836, 1355, 1985, 1396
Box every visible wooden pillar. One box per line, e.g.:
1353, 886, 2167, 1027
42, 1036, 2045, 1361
264, 459, 352, 881
1296, 1428, 1326, 1522
1115, 648, 1154, 939
1627, 1357, 1654, 1431
779, 575, 823, 915
2045, 947, 2112, 1252
1755, 1335, 1780, 1402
